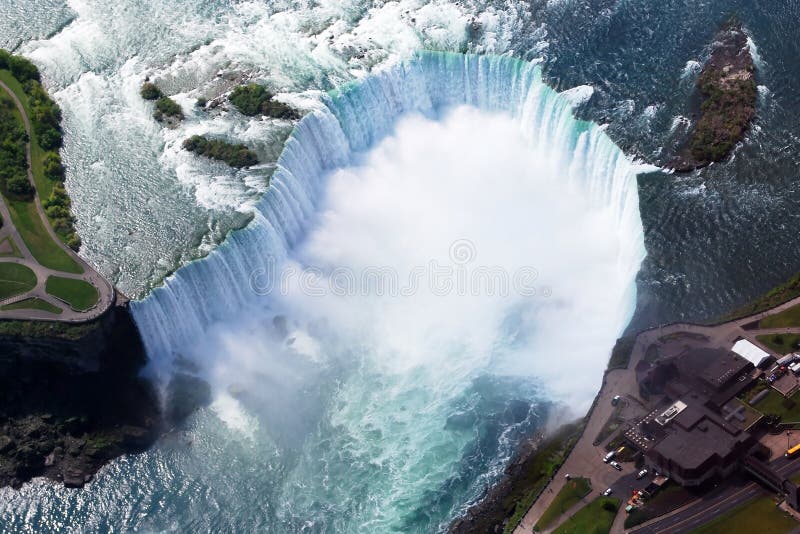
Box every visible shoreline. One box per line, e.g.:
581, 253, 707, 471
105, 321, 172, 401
459, 271, 800, 533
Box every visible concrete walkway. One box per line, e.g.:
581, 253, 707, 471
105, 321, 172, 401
0, 78, 115, 322
514, 292, 800, 533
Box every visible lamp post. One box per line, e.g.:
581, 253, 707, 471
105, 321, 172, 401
789, 430, 793, 451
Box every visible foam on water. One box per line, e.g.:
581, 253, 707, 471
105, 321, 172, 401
11, 0, 534, 296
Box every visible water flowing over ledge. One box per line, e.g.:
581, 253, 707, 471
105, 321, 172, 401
131, 51, 647, 366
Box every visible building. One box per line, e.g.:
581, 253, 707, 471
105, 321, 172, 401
732, 339, 772, 368
642, 394, 756, 486
629, 347, 760, 487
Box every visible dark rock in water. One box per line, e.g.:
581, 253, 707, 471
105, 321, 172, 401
165, 373, 212, 426
0, 305, 162, 489
669, 18, 757, 172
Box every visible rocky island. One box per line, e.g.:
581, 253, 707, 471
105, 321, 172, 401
670, 19, 757, 172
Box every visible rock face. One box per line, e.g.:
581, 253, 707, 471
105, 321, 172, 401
670, 19, 757, 172
0, 306, 161, 489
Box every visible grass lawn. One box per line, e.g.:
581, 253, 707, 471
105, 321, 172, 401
0, 69, 78, 250
761, 303, 800, 328
1, 297, 62, 314
624, 482, 695, 529
45, 276, 98, 311
607, 336, 635, 369
718, 270, 800, 323
594, 402, 625, 446
553, 496, 620, 534
753, 389, 800, 423
689, 496, 797, 534
534, 477, 592, 531
6, 200, 81, 273
0, 262, 36, 299
0, 236, 22, 258
757, 333, 800, 355
500, 422, 585, 534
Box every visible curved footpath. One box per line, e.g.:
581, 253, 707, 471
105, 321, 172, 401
0, 79, 115, 322
514, 293, 800, 534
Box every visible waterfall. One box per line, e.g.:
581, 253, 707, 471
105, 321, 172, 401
131, 50, 646, 378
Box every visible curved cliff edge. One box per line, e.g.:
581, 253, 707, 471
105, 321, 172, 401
0, 306, 208, 489
669, 19, 757, 172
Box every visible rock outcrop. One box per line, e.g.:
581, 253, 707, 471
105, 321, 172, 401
670, 19, 757, 172
0, 306, 161, 488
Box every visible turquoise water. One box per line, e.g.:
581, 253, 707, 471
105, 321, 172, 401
4, 1, 800, 532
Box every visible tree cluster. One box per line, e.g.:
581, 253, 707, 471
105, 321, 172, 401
25, 80, 63, 150
182, 135, 258, 168
153, 96, 183, 122
43, 184, 81, 250
0, 49, 62, 151
229, 83, 299, 119
140, 82, 163, 101
0, 94, 32, 200
0, 50, 40, 83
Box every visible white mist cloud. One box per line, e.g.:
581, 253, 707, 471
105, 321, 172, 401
275, 105, 631, 407
179, 104, 637, 530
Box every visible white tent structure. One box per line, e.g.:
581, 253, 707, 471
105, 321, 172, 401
732, 339, 771, 368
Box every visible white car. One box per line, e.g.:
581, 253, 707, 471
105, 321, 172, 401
610, 461, 622, 471
603, 488, 613, 496
636, 468, 648, 479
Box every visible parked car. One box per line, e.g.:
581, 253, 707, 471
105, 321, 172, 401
603, 488, 613, 496
611, 395, 621, 406
610, 461, 622, 471
636, 468, 648, 479
603, 451, 616, 463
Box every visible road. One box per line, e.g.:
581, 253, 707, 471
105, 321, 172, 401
0, 78, 115, 321
633, 456, 800, 533
514, 291, 800, 533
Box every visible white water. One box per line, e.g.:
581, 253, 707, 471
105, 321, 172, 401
130, 51, 647, 531
10, 0, 537, 296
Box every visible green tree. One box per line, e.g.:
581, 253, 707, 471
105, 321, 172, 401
140, 82, 163, 100
229, 83, 298, 119
43, 151, 64, 180
153, 96, 183, 122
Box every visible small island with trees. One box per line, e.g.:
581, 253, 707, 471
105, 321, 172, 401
182, 135, 258, 168
140, 82, 183, 123
229, 83, 299, 119
670, 19, 757, 172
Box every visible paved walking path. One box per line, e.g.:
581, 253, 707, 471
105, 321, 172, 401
0, 79, 115, 322
514, 292, 800, 533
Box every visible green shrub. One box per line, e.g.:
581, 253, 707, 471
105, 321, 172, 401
229, 83, 298, 119
153, 96, 183, 122
6, 175, 33, 198
42, 151, 64, 180
182, 134, 258, 168
42, 184, 80, 250
0, 50, 41, 83
140, 82, 163, 100
0, 94, 28, 198
25, 80, 62, 150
